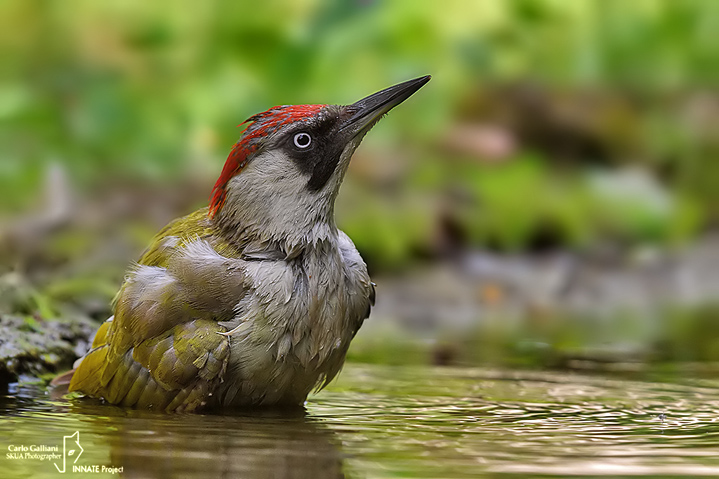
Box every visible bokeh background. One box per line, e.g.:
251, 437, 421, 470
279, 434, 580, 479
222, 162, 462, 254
1, 0, 717, 377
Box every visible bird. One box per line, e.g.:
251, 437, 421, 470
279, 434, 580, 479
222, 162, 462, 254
54, 75, 431, 412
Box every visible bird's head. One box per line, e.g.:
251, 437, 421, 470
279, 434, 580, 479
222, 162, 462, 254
210, 75, 430, 250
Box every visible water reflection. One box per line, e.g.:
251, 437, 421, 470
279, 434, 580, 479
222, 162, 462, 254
3, 365, 719, 478
105, 409, 344, 479
2, 386, 344, 479
311, 367, 719, 478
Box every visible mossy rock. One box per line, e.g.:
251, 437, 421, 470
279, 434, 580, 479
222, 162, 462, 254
0, 314, 96, 385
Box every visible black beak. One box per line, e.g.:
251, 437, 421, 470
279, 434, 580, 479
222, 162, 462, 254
340, 75, 431, 137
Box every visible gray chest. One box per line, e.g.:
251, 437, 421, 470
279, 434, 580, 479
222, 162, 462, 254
217, 240, 371, 406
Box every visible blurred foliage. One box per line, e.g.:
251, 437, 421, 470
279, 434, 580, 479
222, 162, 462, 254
1, 0, 718, 386
347, 302, 719, 377
0, 0, 717, 268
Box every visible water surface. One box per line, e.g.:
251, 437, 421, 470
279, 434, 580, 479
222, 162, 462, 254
2, 364, 719, 478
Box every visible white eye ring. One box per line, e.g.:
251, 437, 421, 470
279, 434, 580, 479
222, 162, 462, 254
293, 132, 312, 148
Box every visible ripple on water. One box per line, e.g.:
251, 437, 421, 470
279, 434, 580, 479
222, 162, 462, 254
2, 365, 719, 478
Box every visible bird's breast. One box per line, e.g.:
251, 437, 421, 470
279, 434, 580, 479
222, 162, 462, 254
216, 242, 370, 407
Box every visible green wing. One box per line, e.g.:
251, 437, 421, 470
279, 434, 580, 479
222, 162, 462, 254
70, 208, 245, 412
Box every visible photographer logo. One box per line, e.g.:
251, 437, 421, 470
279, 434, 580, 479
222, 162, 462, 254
6, 431, 123, 474
54, 431, 83, 473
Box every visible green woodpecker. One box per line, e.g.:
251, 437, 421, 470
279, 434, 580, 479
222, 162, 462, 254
56, 76, 430, 412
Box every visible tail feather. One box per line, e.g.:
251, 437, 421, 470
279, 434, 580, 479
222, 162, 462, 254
51, 316, 114, 394
68, 345, 109, 395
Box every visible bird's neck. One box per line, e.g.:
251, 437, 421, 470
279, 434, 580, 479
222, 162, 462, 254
212, 200, 339, 259
209, 160, 345, 258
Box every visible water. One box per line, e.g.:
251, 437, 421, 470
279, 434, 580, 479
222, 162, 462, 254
2, 364, 719, 478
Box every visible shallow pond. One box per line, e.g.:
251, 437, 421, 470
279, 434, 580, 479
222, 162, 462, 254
2, 364, 719, 478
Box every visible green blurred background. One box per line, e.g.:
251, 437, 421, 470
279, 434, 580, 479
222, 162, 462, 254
1, 0, 718, 375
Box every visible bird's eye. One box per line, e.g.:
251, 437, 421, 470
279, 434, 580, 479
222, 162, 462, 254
293, 132, 312, 149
